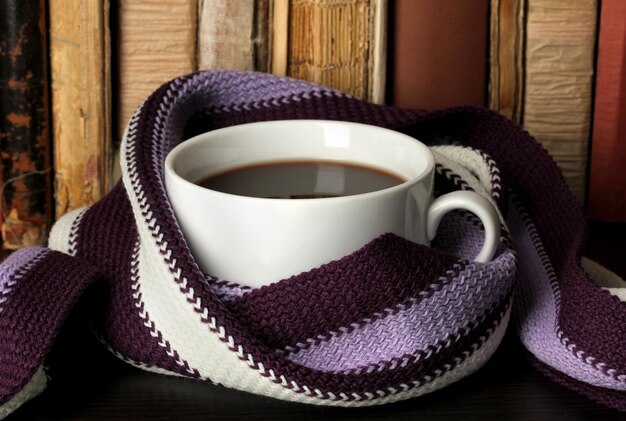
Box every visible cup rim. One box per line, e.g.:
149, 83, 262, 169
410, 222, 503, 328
164, 119, 435, 204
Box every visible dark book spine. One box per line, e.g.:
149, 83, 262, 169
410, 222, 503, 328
0, 0, 53, 249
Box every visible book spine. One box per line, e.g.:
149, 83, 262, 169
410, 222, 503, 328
488, 0, 526, 123
49, 0, 112, 218
588, 0, 626, 221
254, 0, 271, 72
0, 0, 53, 249
271, 0, 290, 76
116, 0, 198, 140
286, 0, 385, 102
522, 0, 598, 203
389, 0, 489, 109
368, 0, 387, 104
198, 0, 264, 72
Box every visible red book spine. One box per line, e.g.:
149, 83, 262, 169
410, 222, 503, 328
588, 0, 626, 221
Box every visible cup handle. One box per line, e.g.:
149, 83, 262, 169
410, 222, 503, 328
426, 190, 501, 263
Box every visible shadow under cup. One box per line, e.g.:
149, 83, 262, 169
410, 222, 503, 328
164, 120, 437, 288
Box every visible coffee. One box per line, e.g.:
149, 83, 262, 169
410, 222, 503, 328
197, 160, 406, 199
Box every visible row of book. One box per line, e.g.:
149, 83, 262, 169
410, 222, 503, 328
0, 0, 624, 252
391, 0, 625, 222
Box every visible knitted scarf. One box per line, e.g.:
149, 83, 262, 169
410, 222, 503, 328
1, 71, 624, 418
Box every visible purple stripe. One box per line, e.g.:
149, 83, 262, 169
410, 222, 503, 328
430, 210, 488, 261
263, 293, 513, 396
283, 253, 514, 372
509, 205, 626, 390
0, 251, 98, 405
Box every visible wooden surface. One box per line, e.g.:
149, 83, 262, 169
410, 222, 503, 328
8, 220, 625, 419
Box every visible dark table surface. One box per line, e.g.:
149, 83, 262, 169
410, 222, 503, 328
9, 220, 626, 420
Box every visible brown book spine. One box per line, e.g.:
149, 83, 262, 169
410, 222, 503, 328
286, 0, 386, 102
489, 0, 526, 123
271, 0, 290, 76
390, 0, 489, 110
0, 0, 53, 249
49, 0, 112, 218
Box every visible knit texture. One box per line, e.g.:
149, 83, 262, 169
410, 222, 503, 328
0, 71, 623, 417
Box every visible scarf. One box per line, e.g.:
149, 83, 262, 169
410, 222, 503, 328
1, 71, 624, 418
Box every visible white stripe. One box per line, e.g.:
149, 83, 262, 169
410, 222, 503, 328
48, 207, 88, 255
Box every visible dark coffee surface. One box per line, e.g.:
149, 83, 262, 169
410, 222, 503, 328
197, 160, 406, 198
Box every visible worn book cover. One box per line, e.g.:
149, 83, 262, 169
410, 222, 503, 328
286, 0, 387, 103
0, 0, 53, 249
522, 0, 597, 203
49, 0, 113, 217
489, 0, 525, 123
198, 0, 270, 72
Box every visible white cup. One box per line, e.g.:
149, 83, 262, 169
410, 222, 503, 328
164, 120, 500, 288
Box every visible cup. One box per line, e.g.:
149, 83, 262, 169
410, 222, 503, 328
164, 120, 500, 288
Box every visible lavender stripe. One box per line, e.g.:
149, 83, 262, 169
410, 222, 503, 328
509, 206, 626, 390
284, 253, 515, 372
0, 247, 48, 312
194, 71, 339, 108
431, 211, 486, 261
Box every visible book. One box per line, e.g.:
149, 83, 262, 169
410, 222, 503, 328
587, 0, 626, 221
389, 0, 489, 109
49, 0, 113, 218
198, 0, 270, 72
284, 0, 387, 103
116, 0, 198, 139
522, 0, 597, 203
271, 0, 289, 76
488, 0, 526, 124
0, 0, 53, 249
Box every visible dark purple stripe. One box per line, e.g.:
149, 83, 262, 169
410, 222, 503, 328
558, 264, 626, 374
0, 251, 98, 405
224, 234, 461, 350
